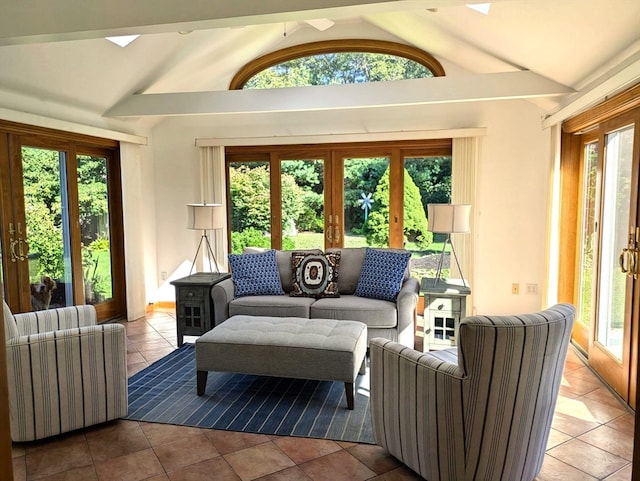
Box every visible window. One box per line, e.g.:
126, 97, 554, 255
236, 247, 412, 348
229, 39, 445, 90
225, 140, 452, 280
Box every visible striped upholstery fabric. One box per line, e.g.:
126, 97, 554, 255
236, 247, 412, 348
370, 303, 575, 481
4, 301, 128, 441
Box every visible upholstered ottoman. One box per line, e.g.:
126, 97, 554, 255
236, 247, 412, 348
195, 315, 367, 409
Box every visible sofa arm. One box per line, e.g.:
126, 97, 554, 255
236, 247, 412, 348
395, 277, 419, 348
212, 278, 236, 325
7, 323, 127, 441
13, 305, 97, 336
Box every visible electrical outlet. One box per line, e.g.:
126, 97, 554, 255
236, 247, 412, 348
526, 283, 538, 295
511, 283, 520, 295
161, 271, 168, 281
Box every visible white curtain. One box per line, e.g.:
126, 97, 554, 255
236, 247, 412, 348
120, 142, 147, 320
199, 146, 228, 272
452, 137, 479, 315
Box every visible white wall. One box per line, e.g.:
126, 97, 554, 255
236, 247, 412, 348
149, 99, 552, 314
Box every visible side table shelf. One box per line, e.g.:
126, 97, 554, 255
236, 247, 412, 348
171, 272, 231, 347
420, 278, 471, 352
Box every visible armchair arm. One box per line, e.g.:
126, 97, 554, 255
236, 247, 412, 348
212, 278, 236, 325
7, 323, 127, 441
395, 277, 419, 348
13, 305, 97, 336
369, 337, 466, 481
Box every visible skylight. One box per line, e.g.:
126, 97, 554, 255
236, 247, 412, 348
105, 35, 140, 48
466, 3, 491, 15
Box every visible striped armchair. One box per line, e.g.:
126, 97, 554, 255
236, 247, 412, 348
3, 301, 128, 442
370, 303, 575, 481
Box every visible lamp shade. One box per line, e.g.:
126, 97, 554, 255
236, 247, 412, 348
186, 203, 225, 230
427, 204, 471, 233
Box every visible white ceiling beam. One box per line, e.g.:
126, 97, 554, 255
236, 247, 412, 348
0, 0, 495, 45
105, 71, 574, 118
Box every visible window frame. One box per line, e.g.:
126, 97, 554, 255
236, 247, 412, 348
229, 39, 445, 90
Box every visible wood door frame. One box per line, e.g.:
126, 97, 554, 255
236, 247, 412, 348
560, 86, 640, 406
0, 123, 125, 320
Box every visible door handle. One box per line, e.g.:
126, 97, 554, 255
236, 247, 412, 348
620, 247, 639, 278
326, 226, 333, 242
10, 239, 18, 262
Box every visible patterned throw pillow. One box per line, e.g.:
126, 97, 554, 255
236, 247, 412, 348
228, 249, 284, 297
290, 252, 341, 298
354, 248, 411, 302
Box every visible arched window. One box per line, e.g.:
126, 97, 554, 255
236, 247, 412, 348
229, 39, 445, 90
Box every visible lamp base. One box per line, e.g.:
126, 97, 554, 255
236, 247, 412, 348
189, 231, 219, 276
433, 234, 467, 288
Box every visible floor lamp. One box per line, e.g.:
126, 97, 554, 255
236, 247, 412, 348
187, 203, 225, 275
427, 204, 471, 287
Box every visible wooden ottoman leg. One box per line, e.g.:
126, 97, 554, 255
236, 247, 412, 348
344, 382, 354, 410
197, 370, 208, 396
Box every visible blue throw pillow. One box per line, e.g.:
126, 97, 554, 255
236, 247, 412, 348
354, 248, 411, 302
228, 249, 284, 297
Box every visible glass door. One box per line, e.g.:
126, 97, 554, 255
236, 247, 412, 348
588, 115, 639, 405
332, 153, 391, 249
0, 132, 125, 320
22, 146, 75, 310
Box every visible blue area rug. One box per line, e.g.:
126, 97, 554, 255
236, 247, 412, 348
126, 344, 374, 444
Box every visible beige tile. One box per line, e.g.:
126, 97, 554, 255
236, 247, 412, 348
602, 463, 633, 481
153, 433, 220, 472
272, 437, 341, 464
253, 466, 312, 481
167, 458, 241, 481
583, 386, 628, 409
605, 413, 635, 437
25, 436, 92, 480
536, 454, 597, 481
367, 464, 426, 480
140, 422, 203, 447
86, 420, 150, 463
551, 411, 600, 437
581, 396, 628, 424
546, 428, 572, 450
559, 375, 602, 397
36, 465, 98, 481
93, 448, 164, 481
203, 430, 271, 455
299, 450, 376, 481
347, 443, 403, 475
12, 456, 26, 481
547, 438, 628, 479
224, 442, 295, 481
578, 424, 633, 461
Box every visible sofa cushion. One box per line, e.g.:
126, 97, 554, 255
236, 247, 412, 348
310, 295, 397, 329
354, 248, 411, 302
229, 295, 315, 318
228, 249, 284, 297
244, 247, 322, 292
325, 247, 366, 294
290, 251, 341, 298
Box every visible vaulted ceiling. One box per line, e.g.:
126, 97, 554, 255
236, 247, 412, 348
0, 0, 638, 133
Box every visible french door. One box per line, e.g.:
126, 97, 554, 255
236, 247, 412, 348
0, 127, 126, 320
569, 105, 640, 406
226, 141, 452, 256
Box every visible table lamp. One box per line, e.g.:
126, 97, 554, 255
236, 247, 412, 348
187, 203, 225, 275
427, 203, 471, 287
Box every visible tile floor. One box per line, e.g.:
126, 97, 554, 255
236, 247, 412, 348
10, 308, 635, 481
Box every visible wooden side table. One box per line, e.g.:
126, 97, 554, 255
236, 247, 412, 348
420, 278, 471, 352
170, 272, 231, 347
